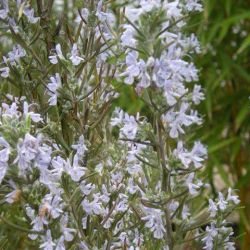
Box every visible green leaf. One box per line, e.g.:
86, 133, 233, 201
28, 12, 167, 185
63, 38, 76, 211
208, 137, 238, 154
237, 34, 250, 55
235, 101, 250, 131
25, 114, 31, 132
233, 63, 250, 82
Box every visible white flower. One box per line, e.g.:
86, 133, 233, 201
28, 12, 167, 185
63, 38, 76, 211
25, 206, 45, 239
1, 101, 20, 118
95, 163, 103, 175
164, 1, 182, 20
25, 205, 35, 220
185, 0, 203, 12
55, 236, 65, 250
60, 214, 76, 242
202, 223, 218, 250
101, 208, 114, 229
173, 141, 206, 169
81, 8, 89, 20
30, 216, 45, 239
120, 51, 141, 85
174, 142, 190, 167
50, 156, 66, 180
0, 137, 10, 183
35, 144, 52, 170
110, 108, 124, 126
23, 8, 39, 23
98, 185, 110, 204
0, 159, 8, 184
82, 197, 104, 215
116, 194, 128, 212
0, 1, 8, 19
124, 7, 143, 22
127, 178, 138, 194
49, 44, 65, 64
7, 45, 26, 64
128, 141, 146, 155
23, 101, 43, 123
192, 84, 205, 104
120, 113, 138, 140
126, 155, 142, 175
182, 205, 190, 220
186, 173, 202, 195
8, 18, 18, 32
40, 230, 56, 250
163, 103, 202, 138
14, 133, 41, 176
5, 189, 20, 203
82, 216, 87, 229
69, 43, 84, 66
139, 0, 161, 12
153, 50, 198, 89
153, 63, 186, 105
168, 200, 179, 216
96, 0, 114, 23
79, 241, 89, 250
121, 25, 136, 47
227, 188, 240, 205
142, 208, 166, 239
181, 33, 201, 54
0, 8, 8, 19
202, 235, 213, 249
119, 232, 128, 242
0, 67, 9, 78
40, 193, 64, 219
224, 241, 236, 250
65, 155, 86, 182
47, 73, 61, 106
208, 199, 218, 217
136, 60, 151, 90
5, 180, 20, 203
71, 135, 87, 158
217, 192, 228, 211
190, 141, 207, 168
80, 181, 95, 195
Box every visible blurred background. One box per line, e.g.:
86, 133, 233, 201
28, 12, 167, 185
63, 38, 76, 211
195, 1, 250, 249
117, 1, 250, 249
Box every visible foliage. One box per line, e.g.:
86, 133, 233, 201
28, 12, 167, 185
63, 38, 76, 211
192, 1, 250, 249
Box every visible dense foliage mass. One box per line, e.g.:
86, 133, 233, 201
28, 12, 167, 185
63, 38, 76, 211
0, 1, 241, 249
191, 1, 250, 248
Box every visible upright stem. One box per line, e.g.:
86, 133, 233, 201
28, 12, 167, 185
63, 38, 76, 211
156, 117, 174, 249
156, 120, 169, 192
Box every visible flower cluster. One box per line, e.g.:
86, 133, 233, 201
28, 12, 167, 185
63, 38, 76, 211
0, 1, 240, 250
